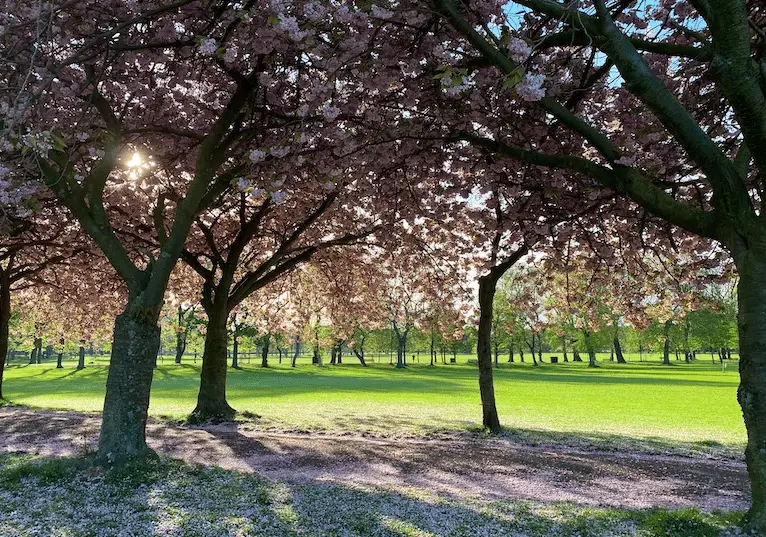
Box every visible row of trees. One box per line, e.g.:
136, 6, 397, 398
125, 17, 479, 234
2, 0, 765, 529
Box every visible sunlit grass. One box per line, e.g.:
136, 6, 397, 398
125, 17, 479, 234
3, 352, 744, 451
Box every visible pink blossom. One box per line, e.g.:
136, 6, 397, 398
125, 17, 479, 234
507, 37, 531, 63
516, 73, 546, 102
199, 38, 217, 56
615, 155, 635, 166
323, 102, 342, 121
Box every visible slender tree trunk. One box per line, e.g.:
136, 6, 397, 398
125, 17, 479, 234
519, 346, 524, 362
537, 329, 543, 363
98, 310, 160, 461
562, 336, 568, 362
529, 333, 537, 365
430, 333, 435, 366
192, 303, 235, 422
734, 249, 766, 531
56, 338, 64, 369
231, 332, 239, 369
663, 320, 672, 365
583, 331, 597, 368
477, 275, 501, 432
572, 347, 582, 362
292, 337, 300, 367
0, 277, 10, 399
261, 334, 270, 368
175, 305, 186, 365
508, 342, 514, 363
395, 329, 407, 368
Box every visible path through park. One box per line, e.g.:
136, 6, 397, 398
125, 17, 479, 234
0, 408, 749, 512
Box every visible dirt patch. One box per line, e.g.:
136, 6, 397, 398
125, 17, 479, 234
0, 407, 749, 511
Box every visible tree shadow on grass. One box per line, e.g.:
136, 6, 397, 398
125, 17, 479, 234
0, 452, 746, 537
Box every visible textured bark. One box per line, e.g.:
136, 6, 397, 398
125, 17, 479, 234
98, 311, 160, 462
0, 277, 10, 399
192, 304, 235, 422
734, 251, 766, 531
477, 275, 501, 431
663, 320, 672, 365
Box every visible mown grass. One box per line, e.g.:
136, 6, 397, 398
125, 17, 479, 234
0, 453, 752, 537
2, 352, 745, 455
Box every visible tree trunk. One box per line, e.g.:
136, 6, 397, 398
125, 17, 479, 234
261, 334, 270, 368
572, 348, 582, 362
192, 304, 235, 422
561, 336, 568, 362
395, 329, 407, 368
292, 337, 300, 367
175, 305, 186, 365
98, 311, 160, 462
493, 340, 499, 367
430, 333, 435, 366
537, 329, 543, 363
529, 334, 537, 365
0, 277, 10, 399
56, 338, 64, 369
330, 345, 337, 364
583, 331, 597, 368
614, 334, 626, 364
734, 250, 766, 531
77, 340, 86, 370
477, 276, 501, 432
663, 320, 672, 365
508, 342, 514, 363
231, 332, 239, 369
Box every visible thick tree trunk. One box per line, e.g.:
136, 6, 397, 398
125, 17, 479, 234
192, 304, 235, 422
734, 251, 766, 531
0, 278, 10, 399
98, 311, 160, 462
261, 334, 270, 368
663, 320, 672, 365
583, 331, 597, 368
614, 334, 626, 364
477, 276, 501, 432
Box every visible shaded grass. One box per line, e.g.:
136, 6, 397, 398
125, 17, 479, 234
3, 352, 745, 454
0, 453, 751, 537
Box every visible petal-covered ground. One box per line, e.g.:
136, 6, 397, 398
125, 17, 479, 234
0, 407, 756, 536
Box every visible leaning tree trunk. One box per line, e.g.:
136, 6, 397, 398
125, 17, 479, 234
734, 249, 766, 531
0, 277, 10, 399
98, 309, 161, 461
192, 303, 235, 422
662, 319, 672, 365
477, 275, 501, 432
613, 333, 626, 364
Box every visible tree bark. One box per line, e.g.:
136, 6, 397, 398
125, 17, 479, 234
0, 276, 10, 399
192, 304, 235, 422
734, 251, 766, 531
561, 336, 568, 362
477, 275, 501, 432
663, 319, 672, 365
508, 342, 514, 363
98, 311, 160, 462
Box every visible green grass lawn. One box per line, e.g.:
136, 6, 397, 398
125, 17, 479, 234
2, 352, 745, 454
